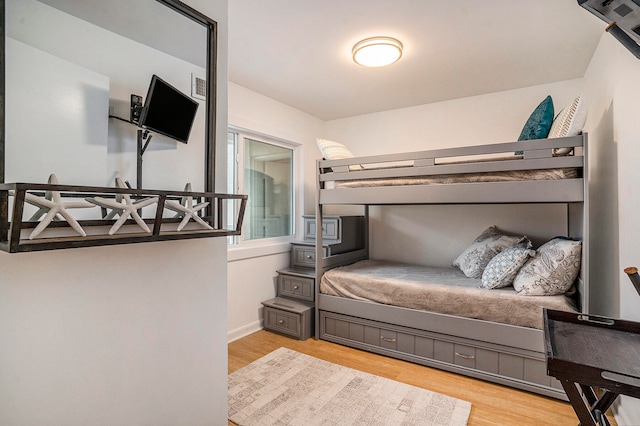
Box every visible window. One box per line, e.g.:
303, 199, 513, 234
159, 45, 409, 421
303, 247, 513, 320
228, 128, 295, 243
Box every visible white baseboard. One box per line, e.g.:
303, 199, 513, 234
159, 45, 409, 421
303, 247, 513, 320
228, 320, 263, 343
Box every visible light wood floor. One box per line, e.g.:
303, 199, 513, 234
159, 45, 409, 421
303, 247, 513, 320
228, 330, 616, 426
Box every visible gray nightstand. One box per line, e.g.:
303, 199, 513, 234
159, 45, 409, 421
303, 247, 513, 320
262, 296, 313, 340
262, 267, 315, 340
262, 215, 364, 340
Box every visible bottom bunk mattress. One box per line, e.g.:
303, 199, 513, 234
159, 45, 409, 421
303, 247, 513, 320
319, 259, 578, 329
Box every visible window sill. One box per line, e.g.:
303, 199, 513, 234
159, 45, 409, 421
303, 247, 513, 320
227, 239, 293, 262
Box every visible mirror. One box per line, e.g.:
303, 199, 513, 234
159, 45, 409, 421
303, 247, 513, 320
3, 0, 217, 193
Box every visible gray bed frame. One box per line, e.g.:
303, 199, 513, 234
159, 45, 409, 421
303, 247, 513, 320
314, 134, 589, 400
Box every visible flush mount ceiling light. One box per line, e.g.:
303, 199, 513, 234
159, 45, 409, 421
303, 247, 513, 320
352, 36, 403, 67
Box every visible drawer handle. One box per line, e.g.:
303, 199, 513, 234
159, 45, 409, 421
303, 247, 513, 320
278, 320, 285, 325
380, 336, 396, 343
577, 314, 615, 326
293, 285, 299, 290
455, 352, 475, 360
306, 255, 313, 260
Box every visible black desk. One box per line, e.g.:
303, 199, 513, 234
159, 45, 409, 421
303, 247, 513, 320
544, 309, 640, 426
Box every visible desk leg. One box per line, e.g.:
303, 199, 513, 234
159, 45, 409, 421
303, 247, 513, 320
561, 380, 598, 426
591, 391, 618, 426
580, 384, 598, 406
561, 380, 618, 426
579, 385, 611, 426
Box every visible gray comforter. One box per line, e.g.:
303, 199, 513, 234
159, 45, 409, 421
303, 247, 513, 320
320, 259, 578, 329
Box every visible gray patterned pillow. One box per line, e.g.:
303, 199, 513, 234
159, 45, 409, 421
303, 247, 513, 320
453, 226, 525, 279
513, 238, 582, 296
481, 241, 535, 289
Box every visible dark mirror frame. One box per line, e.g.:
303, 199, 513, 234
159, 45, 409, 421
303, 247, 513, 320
0, 0, 218, 193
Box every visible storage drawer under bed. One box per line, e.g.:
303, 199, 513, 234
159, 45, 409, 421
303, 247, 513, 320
319, 310, 564, 399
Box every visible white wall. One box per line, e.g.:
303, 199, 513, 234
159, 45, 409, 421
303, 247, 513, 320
323, 79, 584, 155
229, 82, 324, 216
582, 31, 640, 425
0, 0, 230, 425
5, 38, 109, 185
323, 80, 586, 265
226, 82, 324, 341
0, 240, 226, 425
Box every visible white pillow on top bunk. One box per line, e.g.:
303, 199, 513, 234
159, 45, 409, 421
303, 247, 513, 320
316, 138, 363, 171
549, 94, 587, 139
549, 94, 587, 156
513, 237, 582, 296
316, 138, 356, 160
453, 226, 526, 279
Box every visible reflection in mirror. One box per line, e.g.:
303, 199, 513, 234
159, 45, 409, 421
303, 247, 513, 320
5, 0, 208, 191
1, 0, 246, 252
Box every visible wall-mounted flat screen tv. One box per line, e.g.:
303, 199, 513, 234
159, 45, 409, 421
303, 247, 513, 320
139, 74, 199, 143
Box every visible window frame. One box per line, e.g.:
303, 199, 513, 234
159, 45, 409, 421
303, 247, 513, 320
227, 126, 299, 248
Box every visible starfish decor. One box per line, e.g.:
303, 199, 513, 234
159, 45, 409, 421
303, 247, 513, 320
101, 192, 124, 220
164, 183, 213, 231
86, 177, 157, 235
24, 174, 95, 239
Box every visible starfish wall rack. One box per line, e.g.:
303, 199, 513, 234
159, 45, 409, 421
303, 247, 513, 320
0, 182, 247, 253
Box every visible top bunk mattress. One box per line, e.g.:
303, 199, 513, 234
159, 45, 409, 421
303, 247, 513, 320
319, 259, 578, 329
328, 167, 578, 189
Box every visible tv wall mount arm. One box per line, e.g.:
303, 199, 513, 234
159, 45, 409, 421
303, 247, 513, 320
107, 94, 151, 190
137, 130, 152, 190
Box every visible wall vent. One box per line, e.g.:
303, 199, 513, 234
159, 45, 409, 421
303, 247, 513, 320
615, 3, 633, 16
191, 73, 206, 100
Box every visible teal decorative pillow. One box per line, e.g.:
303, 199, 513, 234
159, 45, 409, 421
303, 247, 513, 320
516, 96, 554, 154
452, 226, 525, 279
513, 237, 582, 296
481, 241, 535, 289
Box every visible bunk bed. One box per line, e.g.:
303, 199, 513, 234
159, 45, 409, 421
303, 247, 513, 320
314, 134, 588, 400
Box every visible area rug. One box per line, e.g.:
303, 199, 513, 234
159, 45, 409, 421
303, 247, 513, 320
228, 347, 471, 426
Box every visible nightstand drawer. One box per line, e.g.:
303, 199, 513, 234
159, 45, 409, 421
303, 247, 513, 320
303, 216, 340, 241
262, 297, 313, 340
291, 244, 327, 268
278, 273, 314, 302
300, 216, 365, 254
265, 307, 300, 337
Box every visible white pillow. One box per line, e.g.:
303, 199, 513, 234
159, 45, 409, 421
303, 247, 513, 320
513, 238, 582, 296
549, 94, 587, 155
316, 138, 355, 160
316, 138, 364, 171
